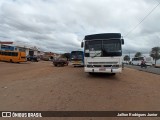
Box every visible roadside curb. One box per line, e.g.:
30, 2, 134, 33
137, 69, 160, 75
124, 65, 160, 75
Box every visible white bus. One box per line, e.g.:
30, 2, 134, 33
81, 33, 124, 75
131, 56, 153, 66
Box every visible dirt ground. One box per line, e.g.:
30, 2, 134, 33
0, 61, 160, 120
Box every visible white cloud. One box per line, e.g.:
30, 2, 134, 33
0, 0, 160, 53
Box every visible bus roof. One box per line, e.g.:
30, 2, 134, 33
84, 33, 121, 40
0, 50, 25, 53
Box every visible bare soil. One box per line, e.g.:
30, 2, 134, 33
0, 61, 160, 120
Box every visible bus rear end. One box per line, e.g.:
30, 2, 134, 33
18, 52, 27, 62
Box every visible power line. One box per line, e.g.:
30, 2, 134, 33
124, 1, 160, 37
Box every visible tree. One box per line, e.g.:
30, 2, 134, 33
134, 52, 142, 57
150, 47, 160, 66
124, 55, 130, 61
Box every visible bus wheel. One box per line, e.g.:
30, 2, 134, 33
89, 72, 94, 75
111, 73, 116, 75
10, 59, 13, 63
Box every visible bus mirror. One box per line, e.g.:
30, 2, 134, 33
81, 42, 84, 48
121, 39, 124, 45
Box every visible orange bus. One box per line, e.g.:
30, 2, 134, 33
0, 50, 27, 63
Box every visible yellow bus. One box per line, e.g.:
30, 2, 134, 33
0, 51, 27, 63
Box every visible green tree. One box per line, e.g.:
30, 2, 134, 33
124, 55, 130, 61
134, 52, 142, 57
150, 47, 160, 66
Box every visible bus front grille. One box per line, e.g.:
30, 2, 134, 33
88, 62, 118, 65
87, 65, 120, 68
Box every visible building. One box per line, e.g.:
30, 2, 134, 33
0, 43, 39, 56
0, 41, 61, 59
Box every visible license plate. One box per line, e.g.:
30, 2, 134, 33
99, 67, 106, 71
73, 61, 80, 64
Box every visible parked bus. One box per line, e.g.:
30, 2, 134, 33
131, 56, 153, 66
0, 50, 27, 63
81, 33, 124, 74
71, 51, 84, 66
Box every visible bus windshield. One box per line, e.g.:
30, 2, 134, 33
85, 39, 122, 57
71, 51, 83, 60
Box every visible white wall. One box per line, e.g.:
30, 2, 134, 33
34, 50, 38, 56
25, 49, 29, 56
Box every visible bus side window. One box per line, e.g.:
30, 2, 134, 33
12, 52, 17, 56
10, 52, 13, 56
2, 52, 5, 55
15, 52, 18, 56
4, 52, 7, 56
9, 52, 12, 56
7, 52, 10, 56
85, 41, 89, 49
12, 52, 14, 56
12, 52, 15, 56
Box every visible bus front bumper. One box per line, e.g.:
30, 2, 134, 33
71, 61, 84, 66
84, 67, 122, 73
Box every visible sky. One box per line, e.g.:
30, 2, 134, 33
0, 0, 160, 54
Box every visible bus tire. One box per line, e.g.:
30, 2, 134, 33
89, 72, 94, 75
10, 59, 13, 63
111, 73, 116, 75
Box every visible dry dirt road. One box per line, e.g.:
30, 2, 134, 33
0, 61, 160, 120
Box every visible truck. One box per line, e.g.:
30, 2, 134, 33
53, 58, 68, 67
